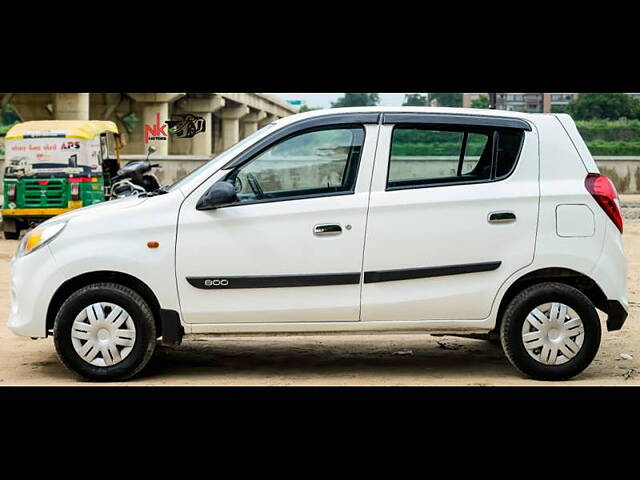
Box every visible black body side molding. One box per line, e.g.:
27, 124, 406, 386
159, 309, 184, 346
363, 261, 502, 284
186, 262, 501, 290
186, 273, 361, 289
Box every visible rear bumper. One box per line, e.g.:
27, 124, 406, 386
606, 299, 628, 331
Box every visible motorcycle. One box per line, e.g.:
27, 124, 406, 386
109, 146, 163, 199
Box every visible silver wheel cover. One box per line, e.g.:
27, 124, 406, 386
71, 302, 137, 367
521, 302, 585, 366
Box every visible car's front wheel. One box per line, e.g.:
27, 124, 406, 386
53, 283, 157, 381
500, 282, 601, 381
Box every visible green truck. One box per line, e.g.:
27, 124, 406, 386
2, 120, 122, 239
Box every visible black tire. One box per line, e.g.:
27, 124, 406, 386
500, 282, 601, 381
53, 283, 157, 381
3, 218, 20, 240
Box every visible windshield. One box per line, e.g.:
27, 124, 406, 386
167, 123, 277, 192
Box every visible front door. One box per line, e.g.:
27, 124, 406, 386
176, 123, 379, 324
361, 117, 539, 321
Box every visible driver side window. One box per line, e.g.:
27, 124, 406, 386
228, 127, 365, 204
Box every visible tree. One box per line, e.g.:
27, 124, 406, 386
471, 95, 490, 109
298, 104, 315, 113
331, 93, 379, 108
567, 93, 640, 120
402, 94, 428, 106
428, 93, 462, 107
0, 104, 20, 126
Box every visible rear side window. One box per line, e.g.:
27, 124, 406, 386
387, 126, 524, 189
494, 129, 524, 179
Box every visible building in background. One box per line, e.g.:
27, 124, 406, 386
462, 93, 578, 113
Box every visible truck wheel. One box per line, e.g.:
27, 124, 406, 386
3, 218, 20, 239
500, 282, 601, 381
53, 283, 157, 381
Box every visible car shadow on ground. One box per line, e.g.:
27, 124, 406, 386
27, 335, 607, 384
138, 336, 524, 384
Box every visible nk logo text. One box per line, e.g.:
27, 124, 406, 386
144, 112, 168, 144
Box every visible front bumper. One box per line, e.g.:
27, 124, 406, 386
8, 245, 61, 338
606, 300, 628, 331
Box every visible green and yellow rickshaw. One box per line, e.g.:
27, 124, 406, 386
2, 120, 122, 239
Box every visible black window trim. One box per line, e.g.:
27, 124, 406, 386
215, 124, 368, 209
382, 112, 532, 131
221, 113, 380, 170
385, 123, 526, 192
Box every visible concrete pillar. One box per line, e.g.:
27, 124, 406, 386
219, 105, 250, 150
542, 93, 552, 113
258, 113, 278, 129
53, 93, 89, 120
128, 93, 184, 155
241, 110, 267, 138
173, 95, 225, 155
462, 93, 473, 108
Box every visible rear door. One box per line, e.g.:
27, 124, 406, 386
361, 113, 539, 321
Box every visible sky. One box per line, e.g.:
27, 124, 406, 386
269, 93, 429, 109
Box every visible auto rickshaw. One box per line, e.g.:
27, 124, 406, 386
1, 120, 122, 239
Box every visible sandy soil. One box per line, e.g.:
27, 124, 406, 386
1, 197, 639, 386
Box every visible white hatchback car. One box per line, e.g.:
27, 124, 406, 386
8, 107, 628, 381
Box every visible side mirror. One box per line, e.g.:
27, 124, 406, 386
196, 181, 238, 210
147, 145, 157, 155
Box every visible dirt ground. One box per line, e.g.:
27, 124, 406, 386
1, 197, 640, 386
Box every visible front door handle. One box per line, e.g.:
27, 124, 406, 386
488, 211, 516, 224
314, 224, 342, 236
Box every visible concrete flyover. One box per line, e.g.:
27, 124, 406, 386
0, 92, 297, 157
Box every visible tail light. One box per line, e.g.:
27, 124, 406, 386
70, 182, 80, 201
7, 184, 16, 202
585, 173, 623, 233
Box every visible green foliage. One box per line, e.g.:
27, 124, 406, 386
471, 95, 490, 109
402, 94, 428, 106
567, 93, 640, 120
120, 112, 138, 134
428, 93, 462, 107
0, 124, 14, 135
331, 93, 379, 108
298, 104, 315, 113
575, 119, 640, 141
584, 140, 640, 155
391, 129, 488, 156
1, 104, 20, 126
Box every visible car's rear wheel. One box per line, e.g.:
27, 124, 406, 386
500, 282, 601, 381
53, 283, 157, 381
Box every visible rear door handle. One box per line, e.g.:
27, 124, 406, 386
488, 211, 516, 224
314, 224, 342, 236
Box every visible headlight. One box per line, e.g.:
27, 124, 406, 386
16, 220, 67, 257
